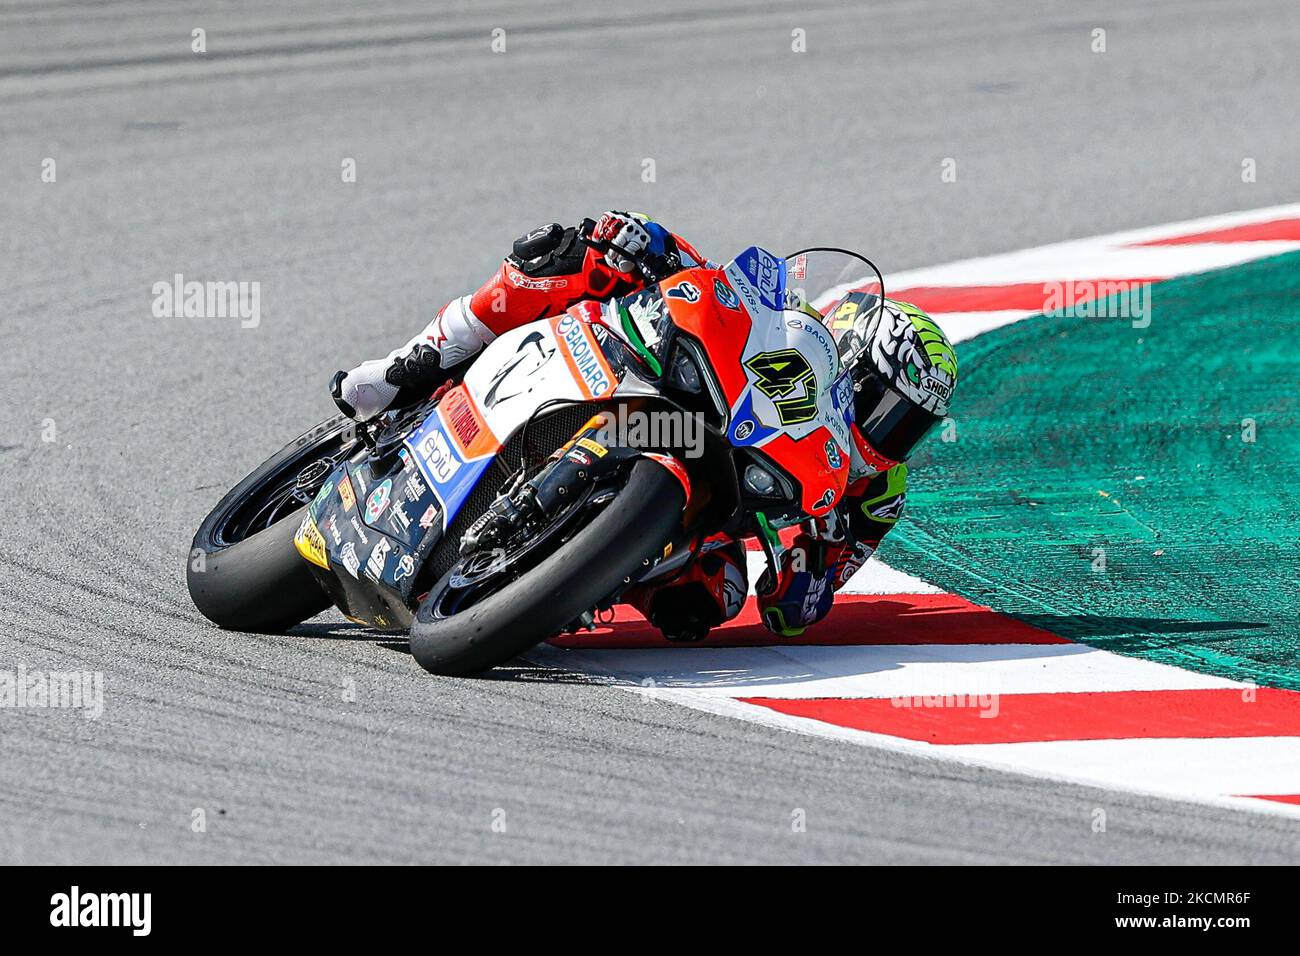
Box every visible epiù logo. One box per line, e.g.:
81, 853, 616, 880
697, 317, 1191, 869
50, 886, 151, 937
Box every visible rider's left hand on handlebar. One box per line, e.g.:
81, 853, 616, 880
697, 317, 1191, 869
591, 211, 652, 275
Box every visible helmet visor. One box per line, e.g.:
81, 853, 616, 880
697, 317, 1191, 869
854, 369, 941, 463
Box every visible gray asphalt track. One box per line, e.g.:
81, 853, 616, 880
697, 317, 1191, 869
3, 0, 1300, 864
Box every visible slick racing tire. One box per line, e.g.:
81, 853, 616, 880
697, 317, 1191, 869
409, 458, 685, 676
188, 507, 327, 633
187, 417, 351, 632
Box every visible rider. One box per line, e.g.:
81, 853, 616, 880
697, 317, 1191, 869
331, 212, 958, 641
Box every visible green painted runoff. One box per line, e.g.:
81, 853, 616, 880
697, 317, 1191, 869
884, 251, 1300, 689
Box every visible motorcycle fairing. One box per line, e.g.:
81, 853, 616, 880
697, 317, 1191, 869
302, 307, 636, 630
551, 309, 619, 401
298, 247, 854, 628
732, 246, 788, 313
726, 390, 779, 447
298, 456, 437, 630
715, 247, 852, 516
405, 388, 500, 533
654, 268, 753, 402
405, 307, 632, 532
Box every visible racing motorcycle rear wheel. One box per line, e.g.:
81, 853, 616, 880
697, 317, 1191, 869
187, 416, 355, 632
409, 458, 685, 676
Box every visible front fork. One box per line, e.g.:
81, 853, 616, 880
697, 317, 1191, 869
754, 512, 787, 597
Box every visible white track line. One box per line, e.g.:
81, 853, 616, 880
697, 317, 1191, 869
549, 642, 1247, 699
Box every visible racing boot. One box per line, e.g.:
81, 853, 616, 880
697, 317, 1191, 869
331, 295, 495, 422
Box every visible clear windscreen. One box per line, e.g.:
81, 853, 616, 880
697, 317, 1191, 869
784, 248, 886, 366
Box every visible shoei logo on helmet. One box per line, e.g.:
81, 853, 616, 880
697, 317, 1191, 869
867, 301, 958, 416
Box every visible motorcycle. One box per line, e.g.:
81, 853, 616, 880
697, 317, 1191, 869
186, 242, 885, 675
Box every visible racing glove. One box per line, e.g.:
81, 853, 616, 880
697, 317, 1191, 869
758, 563, 833, 638
757, 523, 873, 638
591, 211, 653, 275
758, 464, 910, 637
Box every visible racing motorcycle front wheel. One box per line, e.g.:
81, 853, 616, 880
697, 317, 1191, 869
408, 458, 685, 676
187, 415, 355, 633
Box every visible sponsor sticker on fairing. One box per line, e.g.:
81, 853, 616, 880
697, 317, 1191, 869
365, 539, 391, 580
349, 516, 370, 545
440, 388, 483, 450
624, 293, 664, 347
714, 278, 741, 311
554, 313, 614, 398
415, 429, 459, 483
665, 280, 700, 303
293, 515, 329, 569
340, 543, 360, 578
364, 478, 392, 522
833, 370, 854, 413
337, 474, 356, 512
310, 480, 334, 517
734, 247, 786, 312
388, 504, 411, 534
418, 504, 439, 529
